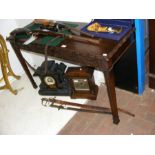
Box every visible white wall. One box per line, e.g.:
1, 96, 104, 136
0, 20, 23, 85
15, 19, 33, 28
0, 19, 105, 86
0, 19, 34, 77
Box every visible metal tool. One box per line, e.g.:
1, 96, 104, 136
41, 97, 135, 117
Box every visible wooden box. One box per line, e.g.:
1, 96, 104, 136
66, 67, 98, 100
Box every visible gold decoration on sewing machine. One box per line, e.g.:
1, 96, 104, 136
0, 34, 20, 95
87, 22, 122, 34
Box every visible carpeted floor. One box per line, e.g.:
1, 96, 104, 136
58, 84, 155, 135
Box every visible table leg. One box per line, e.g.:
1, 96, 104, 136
10, 43, 38, 89
104, 69, 120, 124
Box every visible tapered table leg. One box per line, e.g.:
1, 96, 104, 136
104, 69, 120, 124
10, 43, 37, 89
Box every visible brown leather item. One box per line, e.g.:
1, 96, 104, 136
44, 36, 61, 74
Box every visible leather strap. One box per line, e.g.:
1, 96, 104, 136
44, 36, 61, 74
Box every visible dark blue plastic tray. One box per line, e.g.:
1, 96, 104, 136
81, 19, 133, 41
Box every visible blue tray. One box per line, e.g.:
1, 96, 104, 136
81, 19, 133, 41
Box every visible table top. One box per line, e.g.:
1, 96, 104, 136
8, 21, 134, 71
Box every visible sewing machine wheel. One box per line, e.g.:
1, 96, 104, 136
44, 76, 56, 88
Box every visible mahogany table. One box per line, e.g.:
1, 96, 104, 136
7, 22, 134, 124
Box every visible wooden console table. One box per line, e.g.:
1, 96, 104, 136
7, 22, 134, 124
